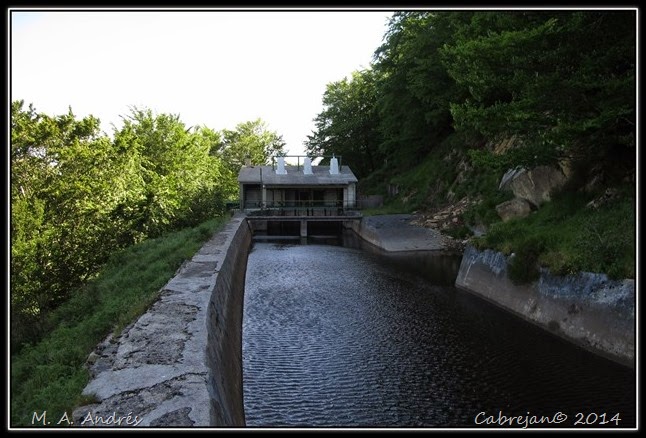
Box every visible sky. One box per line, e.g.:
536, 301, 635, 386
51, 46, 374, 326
10, 9, 394, 159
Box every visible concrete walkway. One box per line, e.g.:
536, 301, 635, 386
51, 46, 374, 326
354, 214, 452, 252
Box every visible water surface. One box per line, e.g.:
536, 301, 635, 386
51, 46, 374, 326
242, 241, 635, 428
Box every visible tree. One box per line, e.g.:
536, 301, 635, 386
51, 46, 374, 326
305, 69, 383, 178
112, 107, 232, 237
215, 118, 286, 175
372, 12, 463, 169
11, 101, 118, 345
440, 11, 636, 181
11, 103, 235, 350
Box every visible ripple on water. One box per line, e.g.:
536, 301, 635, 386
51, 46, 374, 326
242, 243, 636, 428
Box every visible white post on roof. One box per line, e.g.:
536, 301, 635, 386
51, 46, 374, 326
276, 156, 287, 174
303, 157, 313, 175
330, 155, 339, 175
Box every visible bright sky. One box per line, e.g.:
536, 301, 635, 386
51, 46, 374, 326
10, 9, 394, 158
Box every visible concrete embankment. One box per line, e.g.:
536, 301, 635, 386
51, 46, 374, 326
352, 216, 634, 367
455, 245, 635, 368
349, 214, 449, 252
73, 213, 251, 427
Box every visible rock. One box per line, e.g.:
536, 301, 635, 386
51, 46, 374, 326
493, 136, 518, 155
586, 188, 619, 210
150, 407, 194, 427
87, 352, 100, 365
495, 198, 532, 222
508, 165, 567, 207
499, 167, 525, 191
558, 158, 573, 180
468, 224, 488, 237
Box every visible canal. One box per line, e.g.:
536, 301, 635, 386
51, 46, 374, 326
242, 235, 636, 428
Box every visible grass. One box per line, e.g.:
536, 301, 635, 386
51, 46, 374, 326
10, 216, 228, 427
473, 187, 635, 281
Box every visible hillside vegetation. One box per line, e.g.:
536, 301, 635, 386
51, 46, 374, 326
11, 104, 285, 352
9, 9, 635, 427
307, 10, 635, 281
10, 217, 227, 426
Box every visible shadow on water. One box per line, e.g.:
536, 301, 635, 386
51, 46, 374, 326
347, 233, 463, 287
253, 229, 463, 287
244, 229, 636, 428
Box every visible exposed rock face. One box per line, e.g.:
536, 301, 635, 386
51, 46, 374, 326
411, 196, 478, 231
495, 198, 533, 222
501, 165, 567, 207
492, 135, 518, 155
499, 167, 525, 191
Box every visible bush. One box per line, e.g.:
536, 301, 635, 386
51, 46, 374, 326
507, 236, 546, 284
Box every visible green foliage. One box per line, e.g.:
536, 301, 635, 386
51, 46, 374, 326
306, 69, 383, 178
307, 10, 634, 193
11, 101, 121, 347
467, 142, 555, 174
372, 12, 463, 169
444, 224, 473, 240
385, 134, 463, 211
462, 192, 513, 228
441, 11, 635, 178
112, 107, 232, 237
305, 10, 634, 283
10, 101, 264, 352
478, 188, 634, 280
10, 217, 227, 427
507, 236, 546, 284
214, 118, 286, 174
570, 191, 635, 279
358, 166, 391, 198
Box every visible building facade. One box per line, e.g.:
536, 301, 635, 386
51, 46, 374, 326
237, 156, 358, 214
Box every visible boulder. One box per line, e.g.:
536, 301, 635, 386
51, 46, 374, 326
507, 165, 567, 207
495, 198, 533, 222
499, 167, 525, 191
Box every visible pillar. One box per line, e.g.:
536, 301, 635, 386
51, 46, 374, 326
262, 186, 267, 209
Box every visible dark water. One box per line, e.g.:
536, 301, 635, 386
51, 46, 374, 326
242, 238, 636, 429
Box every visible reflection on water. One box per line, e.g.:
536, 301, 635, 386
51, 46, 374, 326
242, 239, 636, 428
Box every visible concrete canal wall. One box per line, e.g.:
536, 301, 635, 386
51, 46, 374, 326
455, 245, 635, 368
72, 213, 633, 427
351, 215, 634, 368
73, 214, 252, 427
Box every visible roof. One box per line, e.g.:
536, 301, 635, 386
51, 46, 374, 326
237, 165, 358, 186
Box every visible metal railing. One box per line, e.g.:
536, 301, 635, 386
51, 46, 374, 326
244, 200, 359, 217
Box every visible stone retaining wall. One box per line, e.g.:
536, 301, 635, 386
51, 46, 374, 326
73, 214, 252, 427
